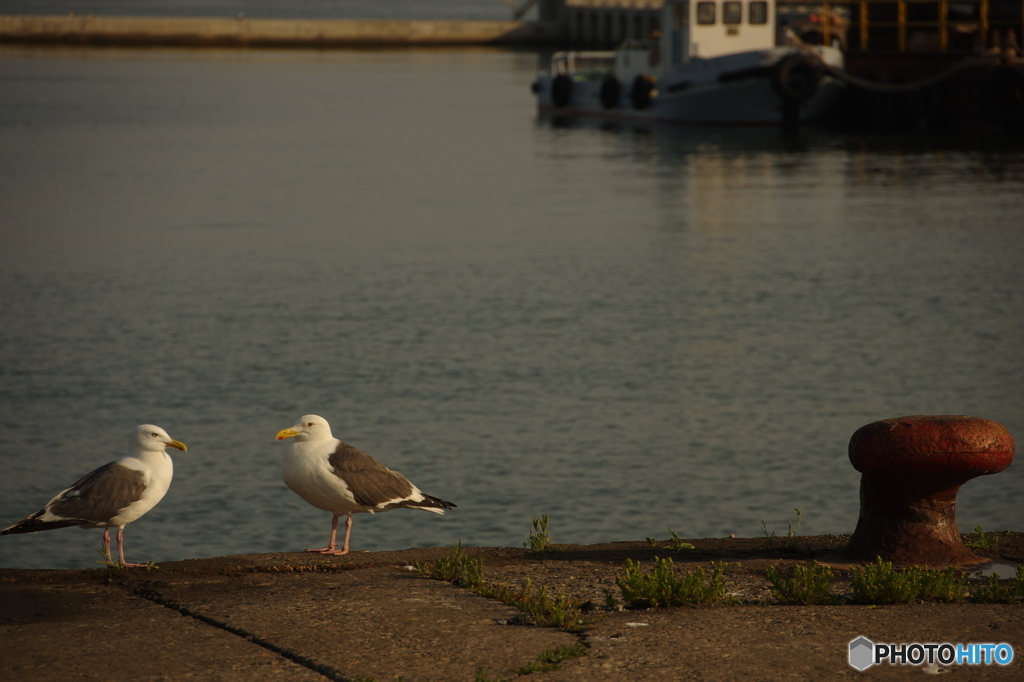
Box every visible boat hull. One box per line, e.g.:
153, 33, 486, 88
537, 77, 842, 125
533, 48, 846, 126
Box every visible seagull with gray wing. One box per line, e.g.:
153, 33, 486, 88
2, 424, 187, 567
277, 414, 455, 556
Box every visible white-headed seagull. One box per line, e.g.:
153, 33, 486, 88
2, 425, 187, 567
276, 414, 455, 556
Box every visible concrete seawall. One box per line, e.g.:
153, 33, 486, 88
0, 14, 564, 48
3, 537, 1023, 681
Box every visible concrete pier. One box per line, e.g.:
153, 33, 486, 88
3, 538, 1022, 681
0, 14, 564, 48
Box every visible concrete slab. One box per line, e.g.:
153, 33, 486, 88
2, 538, 1022, 681
0, 583, 313, 681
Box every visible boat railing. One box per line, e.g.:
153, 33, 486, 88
616, 38, 660, 51
551, 50, 616, 77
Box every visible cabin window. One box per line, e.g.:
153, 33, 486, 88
723, 2, 742, 24
696, 1, 716, 24
749, 1, 768, 24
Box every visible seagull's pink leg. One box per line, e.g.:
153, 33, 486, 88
309, 514, 352, 556
102, 528, 115, 566
305, 514, 341, 553
116, 527, 148, 568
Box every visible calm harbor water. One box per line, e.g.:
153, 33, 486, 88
1, 42, 1023, 570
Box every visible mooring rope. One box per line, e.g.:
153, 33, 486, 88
783, 27, 1004, 94
822, 57, 994, 93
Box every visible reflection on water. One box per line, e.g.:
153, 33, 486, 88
1, 46, 1023, 569
968, 563, 1022, 579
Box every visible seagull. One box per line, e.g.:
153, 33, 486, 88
276, 414, 455, 556
1, 425, 187, 568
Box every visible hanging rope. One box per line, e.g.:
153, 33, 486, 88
822, 57, 993, 93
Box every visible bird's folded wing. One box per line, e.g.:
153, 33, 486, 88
46, 462, 147, 523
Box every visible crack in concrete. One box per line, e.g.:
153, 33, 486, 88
130, 586, 360, 682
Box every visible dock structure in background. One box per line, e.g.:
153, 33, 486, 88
0, 2, 664, 49
553, 0, 1024, 54
776, 0, 1024, 130
778, 1, 1023, 72
539, 0, 664, 46
0, 14, 564, 47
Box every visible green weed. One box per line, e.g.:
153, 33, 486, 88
646, 530, 729, 558
968, 566, 1024, 604
647, 528, 697, 552
97, 545, 121, 569
851, 557, 968, 604
415, 541, 485, 588
918, 568, 970, 602
765, 561, 838, 605
417, 543, 596, 630
616, 558, 729, 608
970, 574, 1019, 603
515, 642, 588, 674
760, 508, 803, 551
475, 578, 594, 630
965, 525, 998, 550
525, 515, 552, 552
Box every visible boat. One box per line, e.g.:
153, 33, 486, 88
531, 0, 845, 125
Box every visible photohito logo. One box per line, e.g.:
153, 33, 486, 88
849, 636, 1014, 671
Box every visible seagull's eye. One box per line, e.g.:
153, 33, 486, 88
151, 433, 159, 437
307, 422, 314, 427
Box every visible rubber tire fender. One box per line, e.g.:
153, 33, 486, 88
771, 55, 822, 103
551, 74, 573, 108
630, 74, 656, 110
599, 75, 621, 109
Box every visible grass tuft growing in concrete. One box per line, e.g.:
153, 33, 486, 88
765, 561, 838, 605
969, 566, 1024, 604
514, 642, 589, 674
415, 541, 485, 588
646, 528, 697, 552
851, 557, 968, 604
760, 508, 804, 552
965, 525, 999, 550
616, 558, 729, 608
524, 515, 553, 553
417, 543, 598, 631
476, 578, 595, 630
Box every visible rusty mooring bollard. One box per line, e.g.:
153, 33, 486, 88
842, 415, 1015, 566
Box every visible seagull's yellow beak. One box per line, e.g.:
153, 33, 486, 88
276, 427, 301, 441
166, 439, 188, 452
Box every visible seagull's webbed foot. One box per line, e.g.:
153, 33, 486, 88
304, 515, 353, 556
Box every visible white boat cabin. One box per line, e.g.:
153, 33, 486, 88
663, 0, 777, 61
613, 1, 780, 80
